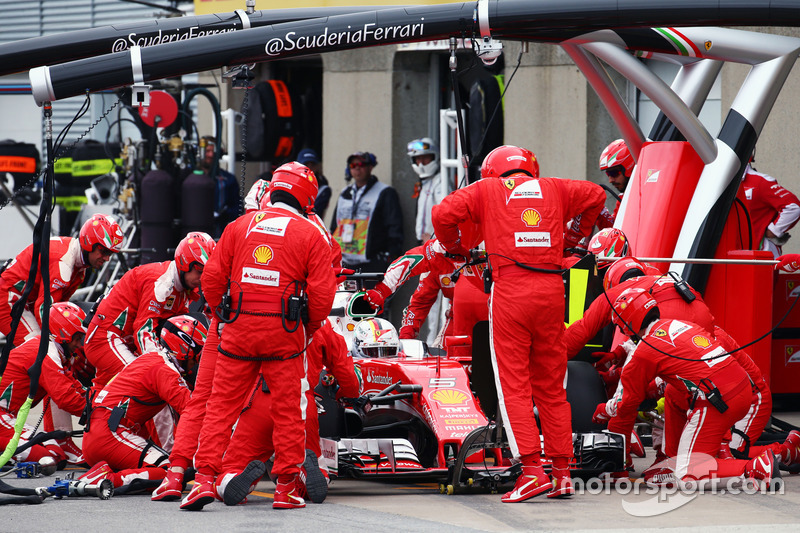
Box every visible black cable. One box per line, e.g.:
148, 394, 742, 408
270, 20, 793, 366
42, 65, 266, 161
238, 84, 252, 213
601, 269, 799, 363
733, 196, 753, 250
468, 45, 524, 181
485, 252, 570, 275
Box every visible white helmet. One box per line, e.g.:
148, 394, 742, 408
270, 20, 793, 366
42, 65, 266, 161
243, 179, 270, 213
407, 138, 440, 179
353, 318, 400, 358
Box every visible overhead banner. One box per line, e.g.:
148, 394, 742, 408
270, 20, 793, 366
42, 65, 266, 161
194, 0, 451, 16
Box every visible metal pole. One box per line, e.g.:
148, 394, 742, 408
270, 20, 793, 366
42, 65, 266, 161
599, 256, 778, 265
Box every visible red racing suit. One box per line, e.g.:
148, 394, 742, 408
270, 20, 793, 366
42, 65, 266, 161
82, 350, 190, 486
196, 203, 336, 479
84, 261, 196, 389
564, 274, 715, 357
713, 327, 772, 456
0, 337, 86, 462
380, 238, 488, 342
165, 314, 222, 471
433, 175, 605, 463
741, 163, 800, 257
219, 321, 359, 487
0, 238, 88, 345
167, 214, 341, 474
607, 319, 752, 480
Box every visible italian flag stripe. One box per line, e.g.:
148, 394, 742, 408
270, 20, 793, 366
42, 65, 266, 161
655, 28, 701, 57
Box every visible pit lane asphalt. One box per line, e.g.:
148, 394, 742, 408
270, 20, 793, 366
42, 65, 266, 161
2, 448, 800, 533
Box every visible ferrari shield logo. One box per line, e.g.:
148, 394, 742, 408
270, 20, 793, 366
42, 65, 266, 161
787, 281, 800, 300
704, 40, 712, 51
255, 212, 266, 223
504, 178, 515, 190
654, 329, 667, 337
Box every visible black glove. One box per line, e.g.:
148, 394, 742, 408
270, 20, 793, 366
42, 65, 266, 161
340, 395, 371, 414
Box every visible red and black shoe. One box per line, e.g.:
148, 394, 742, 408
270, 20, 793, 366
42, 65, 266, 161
222, 460, 266, 506
298, 450, 328, 504
781, 430, 800, 466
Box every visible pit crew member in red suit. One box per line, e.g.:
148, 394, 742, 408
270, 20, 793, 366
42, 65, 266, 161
83, 232, 215, 389
0, 214, 122, 346
432, 144, 606, 502
184, 162, 336, 511
216, 320, 360, 506
595, 139, 635, 229
604, 288, 780, 485
0, 303, 88, 464
587, 258, 774, 467
740, 159, 800, 258
363, 236, 488, 343
152, 181, 345, 503
79, 315, 205, 490
564, 258, 715, 359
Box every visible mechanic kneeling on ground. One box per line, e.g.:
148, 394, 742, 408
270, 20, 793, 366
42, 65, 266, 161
602, 287, 781, 486
0, 303, 89, 465
79, 315, 206, 491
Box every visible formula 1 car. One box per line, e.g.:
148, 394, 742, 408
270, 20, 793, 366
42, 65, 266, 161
314, 283, 626, 492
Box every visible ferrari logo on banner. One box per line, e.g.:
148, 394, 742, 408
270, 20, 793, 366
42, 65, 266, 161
786, 345, 800, 365
787, 281, 800, 300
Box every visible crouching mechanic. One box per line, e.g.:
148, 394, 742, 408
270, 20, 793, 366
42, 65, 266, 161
0, 213, 122, 346
183, 161, 336, 511
432, 144, 606, 503
604, 288, 780, 485
84, 232, 216, 390
216, 320, 360, 506
590, 259, 778, 469
79, 315, 206, 491
0, 303, 88, 464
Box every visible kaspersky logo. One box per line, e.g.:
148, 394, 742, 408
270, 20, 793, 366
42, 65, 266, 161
521, 208, 541, 227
